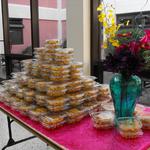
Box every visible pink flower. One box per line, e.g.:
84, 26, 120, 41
140, 30, 150, 43
129, 41, 141, 54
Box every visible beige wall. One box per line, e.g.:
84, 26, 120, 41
67, 0, 91, 75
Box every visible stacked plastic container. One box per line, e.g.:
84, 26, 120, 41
1, 39, 105, 129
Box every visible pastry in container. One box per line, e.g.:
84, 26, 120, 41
84, 88, 99, 97
47, 89, 67, 97
71, 68, 83, 74
138, 112, 150, 130
68, 92, 85, 101
117, 117, 143, 138
46, 104, 70, 112
70, 72, 83, 79
35, 93, 48, 106
36, 81, 48, 92
101, 102, 114, 112
16, 88, 25, 99
50, 65, 70, 71
11, 98, 25, 111
24, 90, 35, 103
41, 73, 50, 80
45, 39, 60, 45
67, 85, 83, 93
40, 114, 66, 129
66, 108, 85, 123
18, 104, 36, 116
54, 59, 72, 65
18, 75, 29, 87
90, 111, 114, 129
28, 107, 48, 121
40, 64, 51, 74
46, 96, 70, 107
47, 83, 67, 91
50, 75, 70, 82
69, 98, 86, 107
27, 78, 43, 89
67, 80, 82, 88
71, 62, 83, 69
55, 48, 74, 55
51, 70, 70, 77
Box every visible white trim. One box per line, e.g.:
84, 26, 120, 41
60, 9, 66, 20
8, 4, 66, 21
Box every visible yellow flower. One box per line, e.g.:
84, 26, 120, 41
98, 13, 106, 22
103, 41, 108, 49
97, 4, 104, 11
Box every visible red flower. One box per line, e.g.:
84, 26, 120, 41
140, 30, 150, 43
129, 41, 141, 54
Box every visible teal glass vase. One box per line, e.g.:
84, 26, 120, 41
110, 73, 142, 119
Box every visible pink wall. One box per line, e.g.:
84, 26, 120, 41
11, 19, 31, 54
11, 19, 58, 53
8, 0, 57, 8
39, 20, 58, 47
62, 0, 67, 9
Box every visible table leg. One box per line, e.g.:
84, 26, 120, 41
2, 116, 36, 150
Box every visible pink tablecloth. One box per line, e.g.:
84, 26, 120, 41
0, 102, 150, 150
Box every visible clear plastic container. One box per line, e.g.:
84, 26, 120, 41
71, 62, 83, 69
117, 117, 143, 138
67, 80, 82, 88
47, 83, 67, 91
83, 82, 96, 90
35, 94, 48, 106
50, 65, 70, 71
41, 73, 50, 80
46, 104, 70, 112
11, 99, 25, 110
28, 107, 48, 121
71, 72, 83, 79
45, 39, 60, 45
55, 48, 74, 55
67, 85, 83, 93
70, 68, 83, 73
68, 92, 85, 100
36, 81, 48, 92
47, 89, 67, 97
101, 102, 114, 112
84, 88, 99, 97
46, 97, 70, 107
18, 75, 29, 87
16, 88, 24, 99
54, 60, 72, 65
139, 115, 150, 130
18, 104, 36, 115
24, 90, 35, 103
40, 114, 66, 129
90, 111, 114, 129
51, 70, 70, 77
69, 98, 86, 107
50, 75, 70, 82
27, 78, 43, 89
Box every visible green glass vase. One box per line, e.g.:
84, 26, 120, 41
110, 73, 142, 119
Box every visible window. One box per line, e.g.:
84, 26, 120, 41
9, 18, 24, 45
117, 11, 150, 29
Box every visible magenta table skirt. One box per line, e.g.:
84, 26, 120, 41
0, 102, 150, 150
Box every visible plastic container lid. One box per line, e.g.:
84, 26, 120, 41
91, 111, 114, 124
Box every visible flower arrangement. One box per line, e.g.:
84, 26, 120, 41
97, 3, 150, 78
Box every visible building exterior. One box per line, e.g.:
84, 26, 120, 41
0, 0, 67, 54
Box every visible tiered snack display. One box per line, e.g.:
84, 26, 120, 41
1, 39, 110, 129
